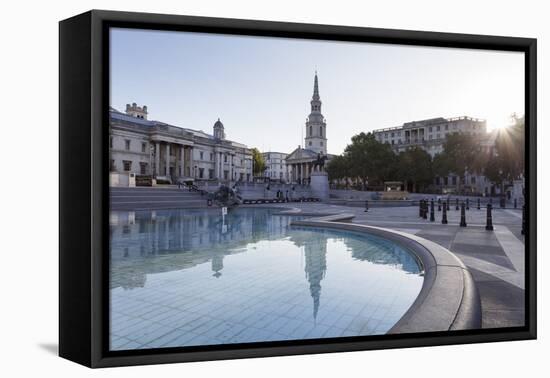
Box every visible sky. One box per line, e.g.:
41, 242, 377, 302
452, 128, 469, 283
110, 28, 525, 155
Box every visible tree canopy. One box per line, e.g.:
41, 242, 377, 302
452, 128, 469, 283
251, 148, 266, 176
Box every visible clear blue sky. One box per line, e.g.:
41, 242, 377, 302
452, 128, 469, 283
110, 28, 524, 155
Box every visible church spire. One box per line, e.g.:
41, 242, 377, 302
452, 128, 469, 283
312, 71, 320, 101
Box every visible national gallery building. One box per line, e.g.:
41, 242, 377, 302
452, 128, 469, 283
109, 103, 253, 184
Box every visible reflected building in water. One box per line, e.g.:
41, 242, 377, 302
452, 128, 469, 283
110, 208, 293, 289
110, 209, 418, 324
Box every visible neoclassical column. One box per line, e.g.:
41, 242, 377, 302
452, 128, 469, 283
219, 151, 222, 179
180, 146, 185, 177
229, 154, 233, 181
188, 147, 194, 177
155, 142, 160, 177
174, 144, 181, 177
165, 143, 170, 176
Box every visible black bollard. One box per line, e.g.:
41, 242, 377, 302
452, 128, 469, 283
466, 198, 470, 210
438, 200, 441, 211
447, 200, 450, 211
521, 204, 526, 235
500, 196, 505, 209
460, 202, 467, 227
423, 200, 428, 219
442, 202, 448, 224
514, 198, 517, 209
364, 200, 369, 212
430, 199, 435, 222
455, 198, 459, 211
485, 203, 494, 231
477, 198, 481, 210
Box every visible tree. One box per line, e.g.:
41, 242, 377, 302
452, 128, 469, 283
326, 154, 350, 182
484, 114, 525, 187
343, 132, 398, 189
430, 132, 481, 192
251, 148, 266, 176
396, 146, 433, 192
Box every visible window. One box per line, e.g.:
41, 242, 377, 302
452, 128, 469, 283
452, 176, 457, 185
224, 155, 227, 163
436, 126, 441, 131
141, 142, 147, 153
110, 159, 115, 171
320, 126, 323, 137
139, 162, 147, 175
320, 141, 324, 146
309, 125, 312, 135
123, 160, 132, 172
210, 153, 214, 161
471, 177, 476, 184
125, 140, 131, 150
209, 169, 214, 179
200, 151, 204, 160
309, 141, 312, 146
224, 170, 228, 180
445, 124, 449, 130
110, 137, 113, 148
428, 127, 432, 132
391, 132, 394, 137
199, 168, 204, 178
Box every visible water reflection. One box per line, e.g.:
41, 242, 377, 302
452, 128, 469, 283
110, 208, 421, 328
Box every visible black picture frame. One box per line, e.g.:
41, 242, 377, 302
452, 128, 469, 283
59, 9, 537, 368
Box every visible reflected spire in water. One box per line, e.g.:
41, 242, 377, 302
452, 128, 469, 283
303, 239, 327, 321
211, 254, 224, 278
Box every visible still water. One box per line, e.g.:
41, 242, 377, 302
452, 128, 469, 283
109, 208, 423, 350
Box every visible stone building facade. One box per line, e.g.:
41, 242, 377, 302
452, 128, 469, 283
109, 105, 253, 185
373, 116, 487, 157
372, 116, 497, 194
262, 152, 289, 182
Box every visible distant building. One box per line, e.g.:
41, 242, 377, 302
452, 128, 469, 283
373, 117, 498, 195
262, 152, 289, 182
373, 116, 487, 157
109, 105, 253, 185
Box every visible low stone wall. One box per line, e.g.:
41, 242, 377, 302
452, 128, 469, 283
328, 199, 414, 207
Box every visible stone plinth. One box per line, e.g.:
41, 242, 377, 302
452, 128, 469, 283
310, 171, 329, 201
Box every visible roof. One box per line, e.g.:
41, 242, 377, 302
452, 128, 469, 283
109, 106, 251, 148
285, 147, 320, 162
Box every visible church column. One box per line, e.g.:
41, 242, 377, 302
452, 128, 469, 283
155, 142, 160, 177
165, 143, 170, 176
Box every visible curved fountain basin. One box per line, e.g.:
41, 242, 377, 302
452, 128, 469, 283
109, 207, 425, 351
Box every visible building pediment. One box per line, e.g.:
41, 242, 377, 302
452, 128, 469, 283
285, 147, 319, 163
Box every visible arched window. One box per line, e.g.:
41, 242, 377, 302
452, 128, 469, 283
309, 125, 312, 135
320, 126, 323, 137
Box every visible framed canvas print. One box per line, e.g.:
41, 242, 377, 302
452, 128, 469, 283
59, 10, 537, 368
